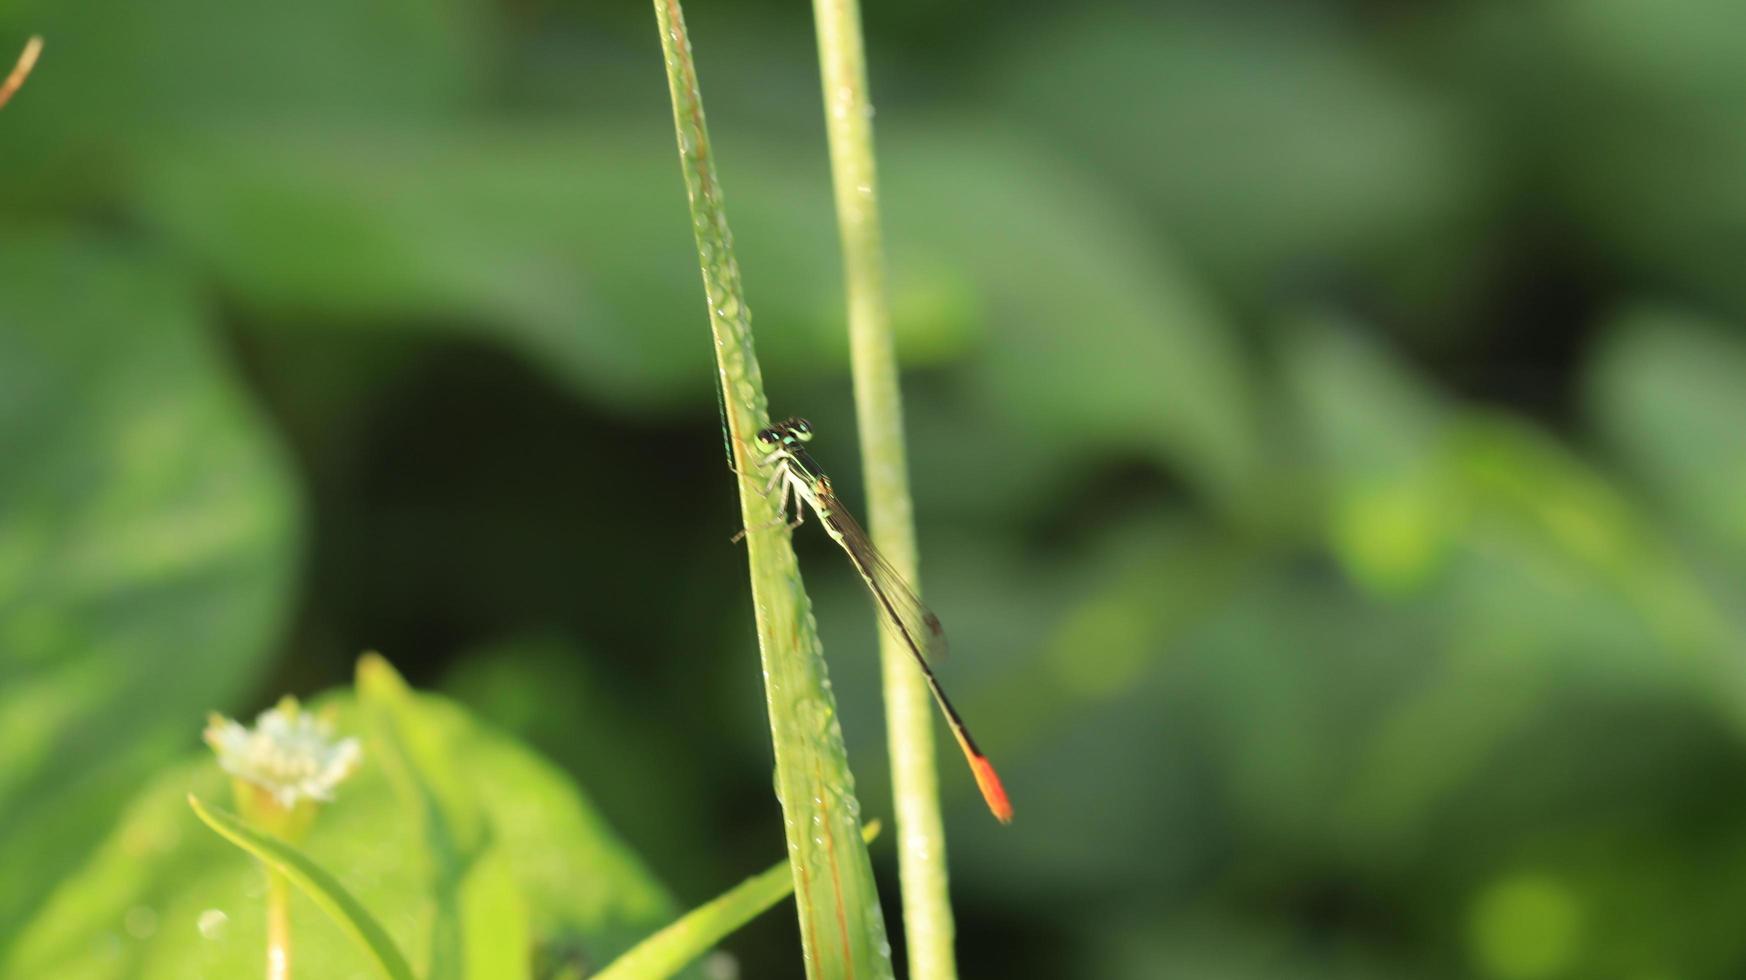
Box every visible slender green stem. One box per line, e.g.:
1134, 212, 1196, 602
650, 3, 893, 977
266, 869, 291, 980
809, 2, 957, 977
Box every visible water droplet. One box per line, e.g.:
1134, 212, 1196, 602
792, 696, 836, 737
124, 905, 158, 940
197, 909, 229, 940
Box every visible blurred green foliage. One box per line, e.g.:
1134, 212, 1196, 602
0, 235, 298, 950
4, 0, 1746, 976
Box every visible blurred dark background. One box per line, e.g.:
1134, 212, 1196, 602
5, 0, 1746, 976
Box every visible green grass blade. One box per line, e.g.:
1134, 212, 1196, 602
186, 795, 416, 980
809, 0, 961, 976
594, 821, 883, 980
649, 2, 894, 977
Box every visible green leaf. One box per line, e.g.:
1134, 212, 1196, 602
356, 654, 529, 980
1587, 307, 1746, 557
1286, 314, 1732, 659
1280, 314, 1459, 593
991, 11, 1480, 311
0, 0, 487, 210
187, 795, 416, 980
595, 821, 883, 980
1515, 0, 1746, 320
0, 233, 299, 955
404, 671, 685, 971
134, 128, 719, 409
132, 125, 1261, 506
882, 126, 1263, 510
1277, 317, 1744, 854
6, 676, 685, 979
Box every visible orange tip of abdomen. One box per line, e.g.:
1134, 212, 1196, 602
970, 754, 1013, 824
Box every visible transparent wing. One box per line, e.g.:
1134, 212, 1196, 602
818, 496, 949, 662
819, 492, 1013, 821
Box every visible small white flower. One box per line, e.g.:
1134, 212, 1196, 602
204, 697, 362, 808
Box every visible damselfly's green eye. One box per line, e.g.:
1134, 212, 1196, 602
755, 428, 781, 448
791, 418, 814, 442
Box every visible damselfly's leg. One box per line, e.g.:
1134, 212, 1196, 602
732, 469, 803, 543
724, 449, 787, 496
725, 445, 791, 480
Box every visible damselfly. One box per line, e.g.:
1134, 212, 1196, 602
748, 417, 1012, 823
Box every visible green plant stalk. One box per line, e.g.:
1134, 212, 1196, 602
810, 1, 958, 977
266, 869, 291, 980
650, 2, 893, 977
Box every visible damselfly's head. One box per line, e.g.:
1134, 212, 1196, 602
757, 417, 815, 450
